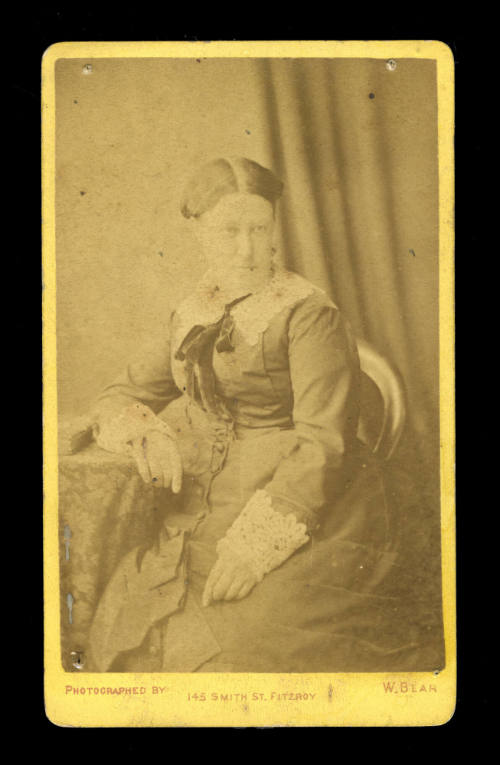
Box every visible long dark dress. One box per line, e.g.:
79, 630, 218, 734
87, 270, 437, 672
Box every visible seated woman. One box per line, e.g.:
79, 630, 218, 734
87, 157, 424, 673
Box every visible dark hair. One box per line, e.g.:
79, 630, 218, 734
180, 157, 283, 219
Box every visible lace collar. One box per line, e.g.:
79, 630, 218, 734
174, 269, 319, 349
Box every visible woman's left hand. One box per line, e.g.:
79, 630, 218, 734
202, 555, 260, 607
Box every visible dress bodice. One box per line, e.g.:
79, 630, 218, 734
169, 269, 353, 433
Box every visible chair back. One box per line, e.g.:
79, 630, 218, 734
356, 337, 406, 460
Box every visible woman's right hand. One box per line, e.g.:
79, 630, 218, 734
131, 429, 183, 493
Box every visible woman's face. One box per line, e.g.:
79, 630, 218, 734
196, 192, 275, 292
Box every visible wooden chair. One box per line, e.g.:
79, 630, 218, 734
356, 337, 406, 461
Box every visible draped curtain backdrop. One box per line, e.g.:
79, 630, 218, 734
258, 58, 439, 496
55, 55, 439, 505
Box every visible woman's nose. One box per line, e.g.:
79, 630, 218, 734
236, 233, 254, 266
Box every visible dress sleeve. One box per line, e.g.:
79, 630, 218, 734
263, 292, 360, 531
214, 292, 360, 580
91, 317, 182, 453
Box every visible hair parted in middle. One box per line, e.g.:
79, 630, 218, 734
180, 157, 283, 219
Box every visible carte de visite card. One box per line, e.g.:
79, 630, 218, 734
42, 39, 455, 727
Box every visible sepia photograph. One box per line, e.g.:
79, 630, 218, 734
43, 41, 455, 726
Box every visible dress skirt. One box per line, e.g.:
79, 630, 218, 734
91, 421, 442, 674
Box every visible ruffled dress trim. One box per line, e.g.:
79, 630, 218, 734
230, 273, 315, 346
216, 489, 310, 581
94, 402, 177, 454
173, 269, 319, 356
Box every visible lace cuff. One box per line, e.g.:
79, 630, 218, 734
94, 402, 177, 454
216, 490, 310, 581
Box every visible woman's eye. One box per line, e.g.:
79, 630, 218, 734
225, 227, 239, 236
252, 225, 267, 233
